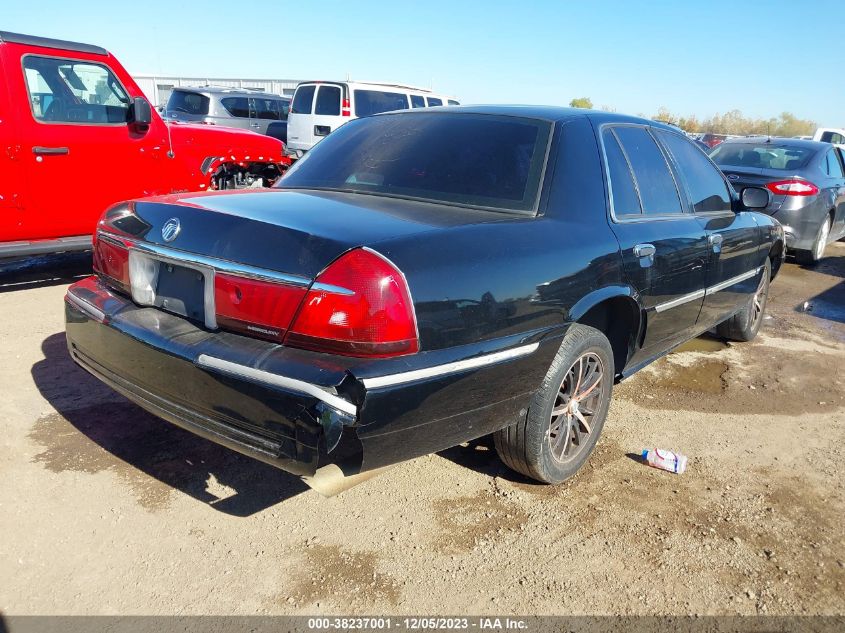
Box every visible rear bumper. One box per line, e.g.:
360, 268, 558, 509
65, 276, 554, 478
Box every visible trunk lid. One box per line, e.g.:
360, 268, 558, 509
719, 166, 799, 214
125, 189, 503, 279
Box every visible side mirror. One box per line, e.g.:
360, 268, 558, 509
128, 97, 152, 129
740, 186, 770, 210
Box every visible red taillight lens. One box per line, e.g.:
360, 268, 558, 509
214, 273, 307, 343
92, 234, 130, 292
765, 179, 819, 196
285, 248, 419, 357
341, 98, 351, 117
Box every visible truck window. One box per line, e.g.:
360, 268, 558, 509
315, 86, 341, 116
448, 100, 460, 106
23, 55, 130, 124
410, 95, 425, 108
291, 85, 316, 114
426, 97, 443, 107
353, 90, 409, 117
168, 90, 210, 116
220, 97, 250, 118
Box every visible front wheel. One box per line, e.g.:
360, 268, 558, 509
494, 324, 614, 484
716, 258, 770, 342
795, 216, 831, 265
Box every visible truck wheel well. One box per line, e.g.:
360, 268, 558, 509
577, 296, 640, 376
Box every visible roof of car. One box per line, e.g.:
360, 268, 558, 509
718, 136, 829, 150
379, 104, 672, 128
0, 31, 107, 55
173, 85, 286, 99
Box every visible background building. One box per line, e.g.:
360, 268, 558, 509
133, 74, 303, 107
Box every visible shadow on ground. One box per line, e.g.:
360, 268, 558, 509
30, 332, 308, 516
0, 252, 92, 293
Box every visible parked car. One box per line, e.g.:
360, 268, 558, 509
286, 81, 459, 157
0, 31, 290, 258
709, 137, 845, 264
65, 107, 783, 487
165, 86, 292, 143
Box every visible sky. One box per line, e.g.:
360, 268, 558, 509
5, 0, 844, 126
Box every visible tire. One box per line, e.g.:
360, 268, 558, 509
795, 215, 831, 265
494, 324, 614, 484
716, 258, 770, 342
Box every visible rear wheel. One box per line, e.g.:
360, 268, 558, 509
494, 324, 614, 484
795, 216, 831, 265
716, 258, 770, 342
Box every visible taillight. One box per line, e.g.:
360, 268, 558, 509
92, 233, 130, 293
766, 179, 819, 196
214, 273, 307, 343
341, 98, 351, 117
285, 248, 419, 357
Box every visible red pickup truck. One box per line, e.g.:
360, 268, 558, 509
0, 31, 290, 258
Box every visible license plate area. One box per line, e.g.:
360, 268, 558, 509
128, 250, 216, 328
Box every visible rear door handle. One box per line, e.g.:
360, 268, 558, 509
314, 125, 331, 137
708, 233, 724, 253
32, 146, 69, 156
633, 243, 656, 258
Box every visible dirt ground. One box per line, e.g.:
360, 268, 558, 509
1, 244, 844, 616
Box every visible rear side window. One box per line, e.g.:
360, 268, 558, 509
291, 85, 316, 114
824, 150, 844, 178
253, 98, 282, 120
602, 130, 642, 216
820, 131, 845, 144
24, 55, 131, 123
613, 126, 683, 215
426, 97, 443, 107
354, 90, 409, 117
410, 95, 425, 108
280, 113, 551, 213
168, 90, 210, 115
220, 96, 249, 118
657, 131, 731, 213
315, 85, 341, 116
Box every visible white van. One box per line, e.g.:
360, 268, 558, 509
286, 81, 459, 156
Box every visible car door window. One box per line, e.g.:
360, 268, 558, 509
252, 98, 282, 120
220, 97, 250, 118
291, 85, 316, 114
23, 55, 130, 124
656, 130, 732, 214
602, 129, 642, 216
315, 85, 341, 116
824, 150, 844, 178
613, 126, 684, 215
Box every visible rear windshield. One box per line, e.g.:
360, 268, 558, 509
167, 90, 209, 116
291, 85, 316, 114
710, 143, 813, 170
354, 90, 409, 117
278, 112, 552, 213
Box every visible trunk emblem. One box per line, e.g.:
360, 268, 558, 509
161, 218, 182, 242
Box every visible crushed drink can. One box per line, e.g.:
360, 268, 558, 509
641, 448, 687, 474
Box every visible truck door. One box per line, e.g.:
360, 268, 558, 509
601, 125, 709, 365
0, 47, 26, 239
13, 50, 164, 241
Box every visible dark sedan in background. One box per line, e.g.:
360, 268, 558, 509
710, 137, 845, 264
65, 107, 783, 488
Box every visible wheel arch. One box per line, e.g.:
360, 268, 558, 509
568, 285, 642, 376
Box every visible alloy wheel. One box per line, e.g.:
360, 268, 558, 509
548, 352, 605, 463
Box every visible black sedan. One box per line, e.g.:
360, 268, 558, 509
710, 137, 845, 264
65, 106, 784, 486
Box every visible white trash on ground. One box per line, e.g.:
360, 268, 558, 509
642, 448, 688, 474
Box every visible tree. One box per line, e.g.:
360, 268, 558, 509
569, 97, 593, 109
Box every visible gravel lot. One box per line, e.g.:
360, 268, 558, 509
1, 244, 844, 616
